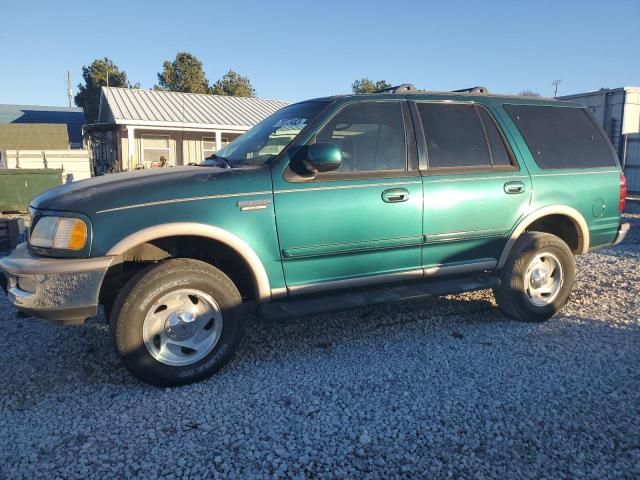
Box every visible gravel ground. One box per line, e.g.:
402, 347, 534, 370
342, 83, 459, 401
1, 204, 639, 479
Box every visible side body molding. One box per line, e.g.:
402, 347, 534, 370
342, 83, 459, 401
106, 223, 271, 302
497, 205, 590, 269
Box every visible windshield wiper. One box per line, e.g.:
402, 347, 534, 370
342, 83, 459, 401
232, 154, 276, 167
205, 153, 232, 169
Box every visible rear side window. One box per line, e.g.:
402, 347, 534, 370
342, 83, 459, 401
417, 103, 514, 170
504, 105, 618, 169
418, 103, 490, 168
478, 108, 512, 166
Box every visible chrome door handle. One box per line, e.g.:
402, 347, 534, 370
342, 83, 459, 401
382, 188, 410, 203
504, 181, 526, 194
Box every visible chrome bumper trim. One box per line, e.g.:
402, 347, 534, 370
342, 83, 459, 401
612, 222, 630, 246
0, 244, 112, 324
0, 243, 114, 275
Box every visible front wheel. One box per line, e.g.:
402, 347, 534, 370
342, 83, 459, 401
109, 259, 244, 386
493, 232, 576, 322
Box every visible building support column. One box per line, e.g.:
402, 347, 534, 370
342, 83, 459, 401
215, 130, 222, 152
127, 126, 136, 170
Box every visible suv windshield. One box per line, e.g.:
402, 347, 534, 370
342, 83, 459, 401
203, 100, 330, 168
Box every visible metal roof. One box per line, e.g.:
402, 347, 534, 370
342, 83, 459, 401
99, 87, 288, 129
0, 104, 85, 146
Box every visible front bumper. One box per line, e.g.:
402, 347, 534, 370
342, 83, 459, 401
613, 222, 630, 246
0, 243, 114, 325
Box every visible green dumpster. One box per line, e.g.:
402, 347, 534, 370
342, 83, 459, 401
0, 169, 63, 212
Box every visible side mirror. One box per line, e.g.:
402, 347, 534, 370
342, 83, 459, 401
291, 143, 343, 175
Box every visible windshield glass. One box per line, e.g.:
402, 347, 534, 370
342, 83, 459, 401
207, 100, 330, 167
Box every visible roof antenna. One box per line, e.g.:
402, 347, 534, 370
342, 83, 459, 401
66, 70, 73, 107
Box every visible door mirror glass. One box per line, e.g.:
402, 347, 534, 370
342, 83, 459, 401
291, 143, 343, 175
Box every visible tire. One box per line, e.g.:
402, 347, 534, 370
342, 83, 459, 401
493, 232, 576, 322
102, 297, 115, 323
109, 258, 244, 387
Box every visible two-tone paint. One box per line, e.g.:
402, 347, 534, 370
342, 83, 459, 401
9, 91, 626, 319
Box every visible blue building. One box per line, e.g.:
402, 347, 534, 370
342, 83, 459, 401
0, 104, 86, 148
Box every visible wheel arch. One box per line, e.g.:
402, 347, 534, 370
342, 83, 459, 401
497, 206, 589, 269
106, 223, 271, 302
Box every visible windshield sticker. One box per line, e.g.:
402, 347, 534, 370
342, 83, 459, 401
272, 118, 307, 130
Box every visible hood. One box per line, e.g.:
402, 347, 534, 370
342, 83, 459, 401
31, 166, 271, 216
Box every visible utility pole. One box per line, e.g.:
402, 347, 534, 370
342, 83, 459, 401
552, 79, 562, 99
66, 70, 73, 107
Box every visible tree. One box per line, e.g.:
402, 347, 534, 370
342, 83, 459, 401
74, 58, 133, 123
352, 78, 392, 94
518, 90, 541, 97
211, 70, 256, 97
156, 52, 210, 94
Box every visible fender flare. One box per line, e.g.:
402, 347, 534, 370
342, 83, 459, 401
497, 206, 590, 269
106, 223, 271, 301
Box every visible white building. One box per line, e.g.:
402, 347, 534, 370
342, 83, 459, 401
87, 87, 288, 174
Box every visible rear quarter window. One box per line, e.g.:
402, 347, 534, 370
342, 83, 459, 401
504, 104, 618, 169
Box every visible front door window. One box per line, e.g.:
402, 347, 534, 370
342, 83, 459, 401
316, 101, 407, 173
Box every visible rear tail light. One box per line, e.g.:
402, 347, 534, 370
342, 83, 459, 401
619, 174, 627, 213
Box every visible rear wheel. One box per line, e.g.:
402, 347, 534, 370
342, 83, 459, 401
493, 232, 576, 322
109, 258, 244, 386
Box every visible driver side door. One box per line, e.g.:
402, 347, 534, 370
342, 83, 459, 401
272, 100, 424, 293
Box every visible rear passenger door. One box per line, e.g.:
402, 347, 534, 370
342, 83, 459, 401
411, 101, 532, 272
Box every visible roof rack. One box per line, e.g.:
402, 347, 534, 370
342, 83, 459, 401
373, 84, 418, 94
451, 86, 489, 94
369, 84, 490, 95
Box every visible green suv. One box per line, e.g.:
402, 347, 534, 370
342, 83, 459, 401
0, 85, 630, 386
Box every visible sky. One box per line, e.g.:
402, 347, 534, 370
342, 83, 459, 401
0, 0, 638, 107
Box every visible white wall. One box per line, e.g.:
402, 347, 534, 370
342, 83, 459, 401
561, 88, 640, 156
624, 134, 640, 193
3, 149, 92, 181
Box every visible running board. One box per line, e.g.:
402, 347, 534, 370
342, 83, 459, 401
258, 273, 500, 320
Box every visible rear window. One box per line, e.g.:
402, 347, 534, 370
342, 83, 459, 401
504, 104, 618, 169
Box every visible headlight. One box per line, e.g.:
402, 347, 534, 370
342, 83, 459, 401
30, 217, 87, 250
